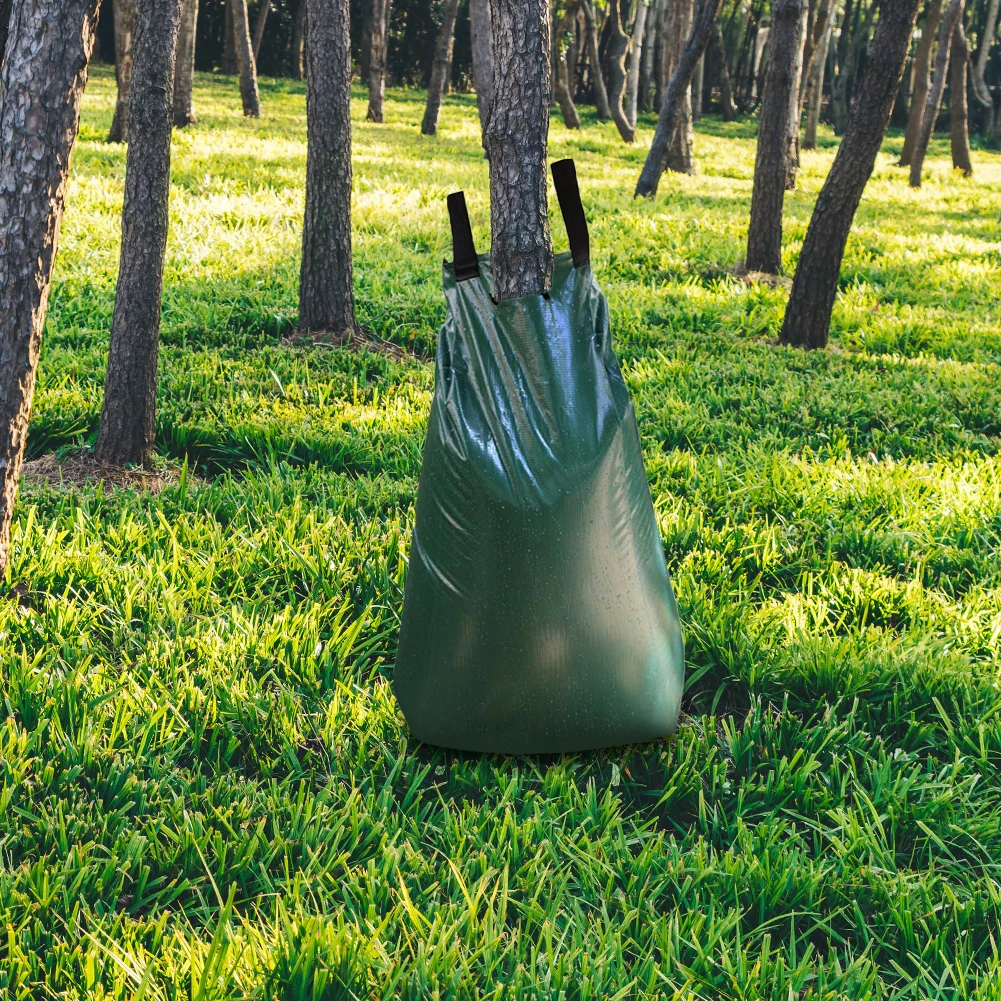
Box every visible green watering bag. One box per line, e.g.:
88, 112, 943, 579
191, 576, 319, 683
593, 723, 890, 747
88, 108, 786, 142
394, 160, 684, 753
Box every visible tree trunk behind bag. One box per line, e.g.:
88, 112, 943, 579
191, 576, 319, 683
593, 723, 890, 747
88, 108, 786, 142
252, 0, 269, 60
173, 0, 199, 126
780, 0, 923, 349
899, 0, 945, 163
745, 0, 807, 272
231, 0, 261, 116
0, 0, 101, 579
299, 0, 354, 337
635, 0, 723, 196
292, 0, 306, 80
469, 0, 492, 138
626, 1, 648, 126
109, 0, 136, 141
96, 0, 183, 468
422, 0, 461, 135
711, 21, 737, 120
553, 1, 582, 129
485, 0, 553, 300
366, 0, 390, 121
607, 0, 635, 139
949, 21, 972, 174
909, 0, 964, 185
581, 0, 612, 118
802, 17, 831, 147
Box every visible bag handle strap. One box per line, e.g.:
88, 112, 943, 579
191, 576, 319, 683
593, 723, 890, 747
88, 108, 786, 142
447, 191, 481, 282
551, 158, 590, 269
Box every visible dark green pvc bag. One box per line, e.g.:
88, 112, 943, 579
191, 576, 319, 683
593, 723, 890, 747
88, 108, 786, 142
395, 159, 684, 753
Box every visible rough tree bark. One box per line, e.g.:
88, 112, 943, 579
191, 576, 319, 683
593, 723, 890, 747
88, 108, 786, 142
582, 0, 612, 118
223, 0, 237, 73
299, 0, 354, 336
109, 0, 136, 142
252, 0, 268, 60
96, 0, 183, 468
802, 18, 831, 147
909, 0, 964, 185
607, 0, 635, 140
366, 0, 390, 122
554, 1, 582, 129
711, 21, 737, 120
635, 0, 723, 196
0, 0, 101, 579
899, 0, 944, 162
230, 0, 260, 116
173, 0, 199, 126
422, 0, 461, 135
292, 0, 306, 80
662, 0, 696, 171
780, 0, 923, 348
469, 0, 492, 137
485, 0, 553, 299
626, 0, 649, 126
950, 21, 972, 173
745, 0, 807, 272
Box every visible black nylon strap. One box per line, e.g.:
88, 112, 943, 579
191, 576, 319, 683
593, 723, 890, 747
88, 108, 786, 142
447, 191, 480, 282
551, 158, 590, 269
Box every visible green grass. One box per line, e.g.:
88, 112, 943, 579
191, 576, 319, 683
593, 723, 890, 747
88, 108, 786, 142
3, 62, 1001, 996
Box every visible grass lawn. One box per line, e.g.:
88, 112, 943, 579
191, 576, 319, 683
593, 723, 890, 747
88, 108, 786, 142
3, 62, 1001, 996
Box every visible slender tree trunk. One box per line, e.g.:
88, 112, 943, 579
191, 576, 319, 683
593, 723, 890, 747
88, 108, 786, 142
422, 0, 460, 135
899, 0, 944, 162
949, 21, 972, 173
971, 0, 998, 119
607, 0, 635, 139
751, 24, 769, 100
292, 0, 306, 80
366, 0, 389, 121
712, 21, 737, 119
0, 0, 11, 72
745, 0, 807, 272
173, 0, 199, 126
803, 18, 831, 147
230, 0, 260, 115
692, 53, 704, 119
0, 0, 101, 578
485, 0, 552, 299
781, 0, 923, 349
299, 0, 354, 336
790, 0, 833, 168
640, 0, 660, 110
109, 0, 137, 142
554, 1, 582, 128
784, 0, 809, 189
360, 1, 372, 81
626, 0, 649, 125
635, 0, 723, 196
469, 0, 493, 137
252, 0, 268, 61
223, 0, 237, 73
582, 0, 612, 118
909, 0, 963, 185
662, 0, 696, 172
96, 0, 182, 467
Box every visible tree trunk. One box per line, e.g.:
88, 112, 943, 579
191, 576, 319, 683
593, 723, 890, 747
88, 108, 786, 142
230, 0, 260, 116
899, 0, 943, 162
485, 0, 552, 299
554, 1, 582, 129
292, 0, 306, 80
366, 0, 389, 121
711, 21, 737, 120
607, 0, 635, 139
422, 0, 460, 135
751, 24, 769, 100
252, 0, 268, 61
0, 0, 101, 579
109, 0, 136, 142
173, 0, 199, 126
802, 18, 831, 147
223, 0, 237, 73
745, 0, 807, 272
662, 0, 696, 172
909, 0, 963, 185
692, 53, 704, 119
971, 0, 998, 119
582, 0, 612, 118
299, 0, 354, 336
635, 0, 723, 196
626, 0, 649, 125
469, 0, 493, 137
780, 0, 922, 349
784, 0, 809, 189
640, 0, 660, 110
96, 0, 182, 468
360, 0, 372, 81
0, 0, 11, 73
949, 21, 972, 173
791, 0, 834, 165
